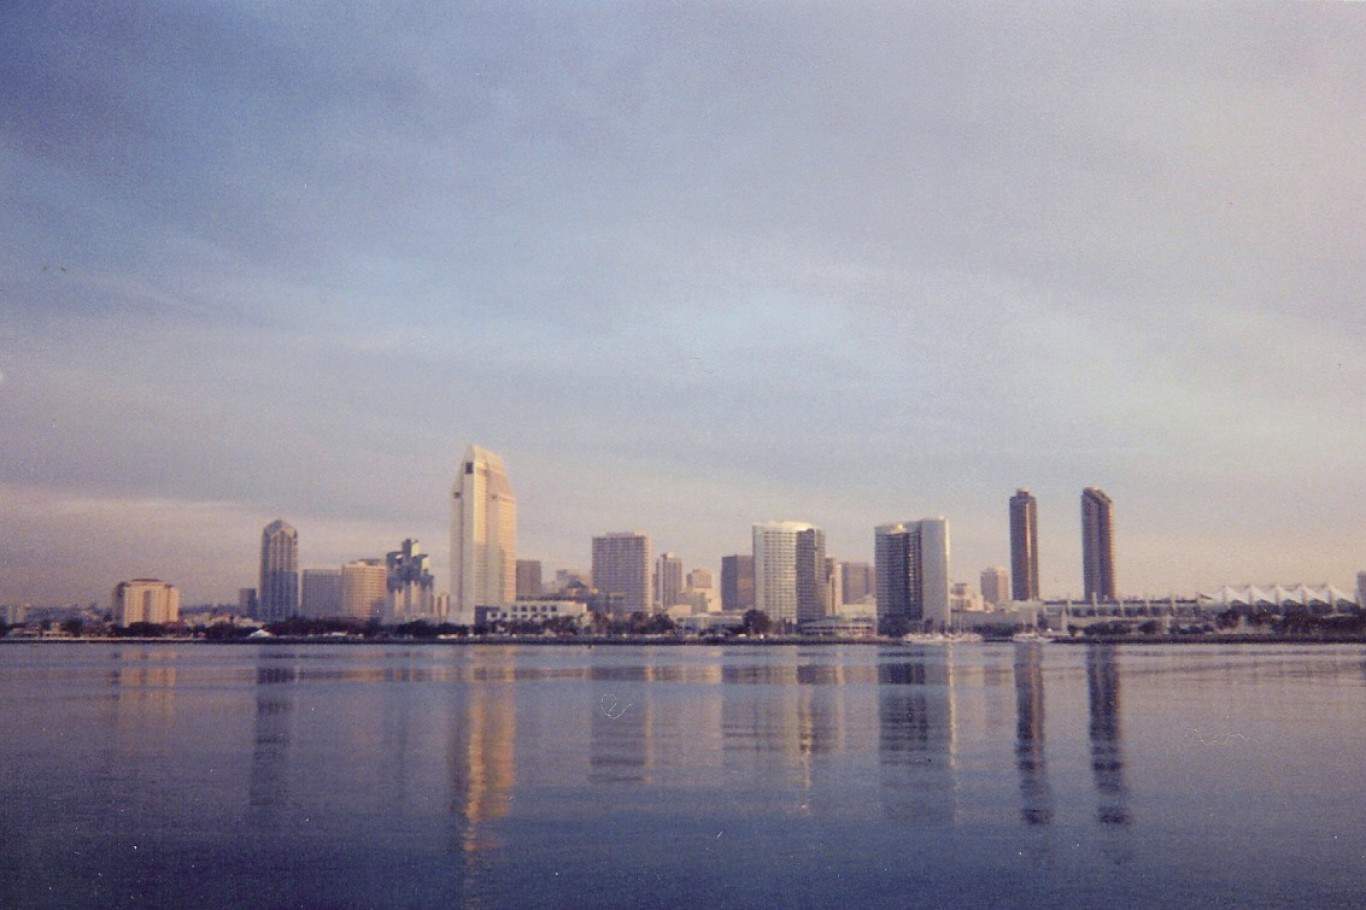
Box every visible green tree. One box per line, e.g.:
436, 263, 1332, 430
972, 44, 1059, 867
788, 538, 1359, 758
741, 610, 772, 636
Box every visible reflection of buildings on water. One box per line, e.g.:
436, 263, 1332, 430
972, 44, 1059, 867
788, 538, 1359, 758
590, 665, 653, 785
1013, 644, 1053, 826
248, 661, 298, 826
448, 654, 518, 855
877, 652, 958, 824
1086, 646, 1131, 827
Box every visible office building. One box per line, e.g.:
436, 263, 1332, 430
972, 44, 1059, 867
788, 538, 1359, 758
451, 445, 517, 624
824, 557, 843, 616
387, 538, 437, 623
980, 566, 1010, 606
721, 554, 755, 612
686, 568, 713, 590
1081, 487, 1117, 602
1009, 490, 1039, 601
656, 553, 684, 609
301, 570, 343, 618
1357, 572, 1365, 608
841, 561, 873, 604
752, 521, 826, 627
237, 587, 258, 618
592, 532, 653, 615
112, 579, 180, 626
341, 559, 387, 620
258, 519, 299, 622
516, 560, 543, 599
875, 518, 951, 631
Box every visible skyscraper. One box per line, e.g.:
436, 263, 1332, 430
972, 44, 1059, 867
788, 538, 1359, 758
875, 518, 950, 632
1358, 572, 1366, 609
387, 538, 437, 623
1081, 487, 1117, 602
301, 569, 343, 618
721, 555, 755, 612
451, 445, 517, 624
1009, 490, 1039, 601
840, 561, 873, 604
258, 519, 299, 622
656, 553, 684, 609
686, 568, 713, 590
592, 532, 653, 615
752, 521, 825, 627
515, 559, 543, 599
980, 566, 1010, 606
341, 559, 387, 620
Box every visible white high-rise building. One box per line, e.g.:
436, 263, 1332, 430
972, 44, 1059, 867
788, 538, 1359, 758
451, 445, 517, 625
752, 521, 826, 628
875, 518, 951, 632
112, 579, 180, 626
656, 553, 684, 609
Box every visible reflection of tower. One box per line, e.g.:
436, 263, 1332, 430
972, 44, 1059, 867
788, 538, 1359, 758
1013, 644, 1053, 825
590, 665, 653, 784
248, 660, 298, 827
449, 658, 518, 854
1086, 646, 1130, 826
876, 653, 958, 823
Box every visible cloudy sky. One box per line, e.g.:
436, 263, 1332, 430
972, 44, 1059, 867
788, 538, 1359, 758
2, 2, 1363, 605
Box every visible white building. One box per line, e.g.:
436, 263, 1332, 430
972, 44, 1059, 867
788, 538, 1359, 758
875, 518, 951, 631
112, 579, 181, 626
475, 599, 588, 627
341, 560, 387, 620
752, 521, 826, 627
451, 445, 517, 625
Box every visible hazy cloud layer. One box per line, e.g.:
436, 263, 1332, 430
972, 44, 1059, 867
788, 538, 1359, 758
3, 3, 1363, 603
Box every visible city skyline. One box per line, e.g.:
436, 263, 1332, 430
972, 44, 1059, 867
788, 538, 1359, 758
3, 4, 1364, 604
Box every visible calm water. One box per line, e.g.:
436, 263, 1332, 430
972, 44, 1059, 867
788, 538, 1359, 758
2, 643, 1365, 908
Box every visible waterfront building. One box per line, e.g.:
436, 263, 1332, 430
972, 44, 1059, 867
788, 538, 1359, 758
687, 568, 713, 590
656, 553, 684, 609
721, 555, 755, 612
386, 539, 437, 623
340, 559, 387, 620
875, 518, 951, 632
1196, 584, 1356, 611
841, 561, 873, 604
516, 560, 543, 599
1081, 487, 1117, 602
592, 532, 653, 615
752, 521, 826, 627
300, 570, 342, 618
112, 579, 180, 626
474, 599, 589, 627
237, 587, 258, 618
258, 519, 299, 622
1357, 572, 1366, 608
980, 566, 1010, 606
451, 445, 517, 624
1009, 490, 1039, 601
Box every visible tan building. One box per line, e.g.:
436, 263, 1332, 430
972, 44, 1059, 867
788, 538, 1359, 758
980, 566, 1010, 606
112, 579, 181, 625
656, 553, 684, 609
516, 559, 543, 598
592, 532, 653, 615
686, 568, 713, 590
341, 559, 387, 620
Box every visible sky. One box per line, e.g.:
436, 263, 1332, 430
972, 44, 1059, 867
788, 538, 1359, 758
2, 2, 1364, 605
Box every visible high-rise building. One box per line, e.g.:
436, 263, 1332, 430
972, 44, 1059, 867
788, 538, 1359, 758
340, 559, 387, 620
237, 587, 258, 618
980, 566, 1010, 606
686, 568, 713, 590
451, 445, 517, 624
656, 553, 684, 609
824, 557, 843, 616
387, 539, 437, 623
840, 561, 873, 604
259, 519, 299, 622
592, 532, 653, 615
516, 560, 543, 599
1358, 572, 1366, 609
875, 518, 951, 632
112, 579, 180, 625
301, 569, 343, 618
752, 521, 825, 627
1081, 487, 1117, 602
721, 555, 755, 612
1009, 490, 1039, 601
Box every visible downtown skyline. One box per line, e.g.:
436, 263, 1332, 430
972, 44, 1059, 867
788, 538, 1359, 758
2, 4, 1363, 604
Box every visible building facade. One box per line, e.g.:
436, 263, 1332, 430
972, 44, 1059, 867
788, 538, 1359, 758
340, 559, 388, 620
592, 532, 653, 615
1009, 489, 1039, 601
656, 553, 684, 609
840, 561, 873, 604
1081, 487, 1117, 602
875, 518, 951, 631
387, 538, 437, 623
258, 519, 299, 622
451, 445, 517, 624
686, 568, 713, 590
516, 559, 543, 599
721, 555, 755, 612
980, 566, 1010, 606
112, 579, 180, 626
301, 569, 343, 618
752, 521, 826, 627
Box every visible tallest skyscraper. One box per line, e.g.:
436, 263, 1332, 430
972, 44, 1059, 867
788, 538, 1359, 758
1009, 489, 1040, 601
1081, 487, 1117, 603
451, 445, 517, 624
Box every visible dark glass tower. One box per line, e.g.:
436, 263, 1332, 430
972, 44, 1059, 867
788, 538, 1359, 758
1081, 487, 1117, 602
1009, 489, 1039, 601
